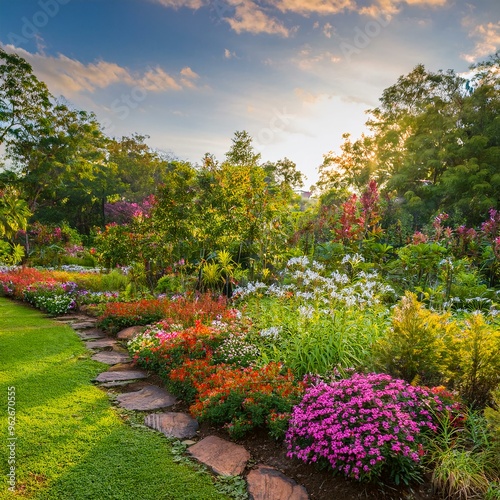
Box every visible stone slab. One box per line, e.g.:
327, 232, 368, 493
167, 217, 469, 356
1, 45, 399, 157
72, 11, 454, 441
92, 351, 130, 365
71, 320, 98, 330
85, 339, 117, 349
55, 315, 89, 323
188, 435, 250, 476
116, 326, 144, 340
247, 465, 309, 500
145, 412, 198, 439
76, 329, 106, 340
116, 386, 177, 410
93, 370, 148, 383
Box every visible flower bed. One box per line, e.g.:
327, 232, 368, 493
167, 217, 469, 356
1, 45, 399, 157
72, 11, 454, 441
23, 281, 79, 315
97, 293, 230, 333
285, 372, 460, 485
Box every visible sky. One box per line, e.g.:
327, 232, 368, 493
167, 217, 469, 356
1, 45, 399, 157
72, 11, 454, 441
1, 0, 499, 187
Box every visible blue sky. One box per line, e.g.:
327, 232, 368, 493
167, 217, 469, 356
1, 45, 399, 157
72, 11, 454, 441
1, 0, 499, 186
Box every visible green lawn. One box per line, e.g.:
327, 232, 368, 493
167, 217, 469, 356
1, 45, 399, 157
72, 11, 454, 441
0, 298, 230, 499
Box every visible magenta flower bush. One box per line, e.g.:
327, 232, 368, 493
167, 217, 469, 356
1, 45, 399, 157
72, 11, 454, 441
286, 373, 452, 485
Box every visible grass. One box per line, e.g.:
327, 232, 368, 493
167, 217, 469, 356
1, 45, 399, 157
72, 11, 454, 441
0, 298, 231, 500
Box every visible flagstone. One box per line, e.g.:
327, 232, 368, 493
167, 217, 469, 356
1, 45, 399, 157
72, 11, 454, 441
92, 351, 130, 365
76, 329, 106, 340
145, 412, 198, 439
188, 435, 250, 476
93, 370, 148, 383
71, 320, 98, 329
116, 386, 177, 410
85, 339, 117, 349
247, 465, 309, 500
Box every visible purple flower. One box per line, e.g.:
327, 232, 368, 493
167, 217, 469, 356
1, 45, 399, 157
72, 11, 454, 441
286, 372, 447, 483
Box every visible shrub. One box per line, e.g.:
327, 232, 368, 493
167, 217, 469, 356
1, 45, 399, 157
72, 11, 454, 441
171, 361, 304, 439
286, 372, 457, 485
373, 292, 458, 386
235, 255, 392, 377
212, 333, 260, 367
454, 312, 500, 408
0, 268, 56, 299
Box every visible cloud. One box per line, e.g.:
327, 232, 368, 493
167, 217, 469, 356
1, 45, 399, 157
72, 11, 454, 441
222, 0, 291, 37
149, 0, 449, 36
1, 45, 199, 97
323, 22, 334, 38
294, 87, 320, 103
270, 0, 355, 16
359, 0, 447, 18
294, 45, 342, 70
461, 20, 500, 63
179, 66, 200, 88
224, 48, 237, 59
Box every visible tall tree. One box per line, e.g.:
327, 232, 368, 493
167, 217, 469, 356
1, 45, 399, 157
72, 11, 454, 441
7, 103, 114, 232
225, 130, 261, 166
0, 47, 52, 146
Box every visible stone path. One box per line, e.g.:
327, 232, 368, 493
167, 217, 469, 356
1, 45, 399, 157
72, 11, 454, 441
70, 313, 309, 499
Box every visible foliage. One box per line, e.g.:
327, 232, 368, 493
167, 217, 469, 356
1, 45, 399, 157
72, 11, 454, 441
0, 47, 52, 147
484, 386, 500, 465
286, 372, 459, 485
426, 409, 499, 499
0, 186, 30, 264
454, 312, 500, 408
373, 292, 458, 386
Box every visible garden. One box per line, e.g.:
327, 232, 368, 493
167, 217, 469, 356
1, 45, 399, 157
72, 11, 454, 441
1, 48, 500, 499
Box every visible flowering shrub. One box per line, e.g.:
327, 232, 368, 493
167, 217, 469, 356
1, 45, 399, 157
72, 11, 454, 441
129, 320, 227, 379
23, 281, 79, 315
286, 373, 457, 485
170, 361, 305, 439
98, 293, 229, 333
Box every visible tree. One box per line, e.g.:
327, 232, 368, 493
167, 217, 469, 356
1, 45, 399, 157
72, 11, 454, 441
6, 103, 115, 232
107, 134, 168, 202
225, 130, 261, 166
0, 47, 52, 146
